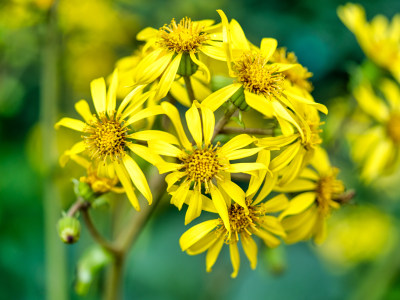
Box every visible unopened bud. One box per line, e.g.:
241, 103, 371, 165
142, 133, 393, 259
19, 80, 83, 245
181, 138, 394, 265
177, 53, 199, 77
58, 216, 81, 244
73, 179, 96, 202
230, 87, 249, 111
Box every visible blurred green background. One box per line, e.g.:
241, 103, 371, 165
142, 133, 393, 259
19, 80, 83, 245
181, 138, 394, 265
2, 0, 400, 299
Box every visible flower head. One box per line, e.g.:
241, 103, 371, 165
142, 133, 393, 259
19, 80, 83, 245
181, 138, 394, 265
55, 70, 165, 210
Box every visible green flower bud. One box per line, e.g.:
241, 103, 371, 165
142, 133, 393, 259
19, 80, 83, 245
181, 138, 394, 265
58, 216, 81, 244
230, 87, 250, 111
73, 179, 96, 202
176, 53, 198, 77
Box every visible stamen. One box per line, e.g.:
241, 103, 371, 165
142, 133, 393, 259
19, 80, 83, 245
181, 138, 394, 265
233, 52, 285, 98
387, 114, 400, 144
159, 17, 208, 53
82, 111, 129, 163
316, 168, 345, 216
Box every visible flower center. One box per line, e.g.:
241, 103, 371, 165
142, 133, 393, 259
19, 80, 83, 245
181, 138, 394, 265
159, 17, 208, 53
180, 144, 223, 191
219, 200, 264, 243
387, 114, 400, 144
233, 52, 285, 97
316, 168, 344, 216
83, 112, 128, 162
304, 120, 323, 150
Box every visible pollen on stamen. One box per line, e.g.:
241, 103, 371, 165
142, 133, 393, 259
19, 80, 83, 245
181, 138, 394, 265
180, 144, 225, 193
233, 52, 285, 98
387, 114, 400, 144
316, 168, 345, 216
82, 111, 129, 163
159, 17, 208, 53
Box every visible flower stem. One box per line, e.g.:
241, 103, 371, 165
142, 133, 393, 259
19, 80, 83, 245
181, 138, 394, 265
220, 126, 274, 136
212, 103, 237, 140
183, 76, 195, 102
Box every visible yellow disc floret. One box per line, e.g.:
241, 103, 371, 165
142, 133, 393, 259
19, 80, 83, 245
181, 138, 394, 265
234, 52, 285, 97
181, 144, 223, 191
83, 111, 129, 162
387, 114, 400, 144
159, 17, 208, 53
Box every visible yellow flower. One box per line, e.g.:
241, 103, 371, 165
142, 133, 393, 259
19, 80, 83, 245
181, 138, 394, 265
201, 10, 327, 140
258, 103, 324, 186
179, 169, 288, 278
350, 79, 400, 181
55, 70, 165, 211
338, 3, 400, 81
149, 102, 273, 226
132, 16, 226, 101
277, 147, 345, 244
271, 47, 313, 92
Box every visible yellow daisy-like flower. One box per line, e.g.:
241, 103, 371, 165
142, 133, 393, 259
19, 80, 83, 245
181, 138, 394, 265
338, 3, 400, 81
179, 168, 288, 278
55, 70, 165, 211
271, 47, 313, 92
149, 101, 275, 227
132, 16, 226, 101
277, 147, 345, 244
201, 10, 327, 140
258, 103, 324, 186
350, 79, 400, 181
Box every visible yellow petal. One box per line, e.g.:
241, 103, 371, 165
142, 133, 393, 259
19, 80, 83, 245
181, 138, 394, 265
189, 52, 210, 82
201, 83, 242, 111
148, 140, 182, 157
124, 105, 164, 126
123, 155, 152, 204
260, 38, 277, 62
165, 171, 186, 191
361, 138, 393, 181
170, 80, 192, 107
240, 233, 257, 269
310, 146, 331, 175
106, 69, 118, 115
218, 180, 248, 212
230, 19, 249, 51
276, 179, 317, 193
55, 117, 86, 132
186, 103, 203, 148
154, 53, 182, 101
278, 152, 304, 186
210, 186, 230, 231
90, 77, 106, 115
171, 182, 190, 210
156, 162, 183, 174
114, 161, 140, 211
247, 150, 270, 198
127, 144, 163, 165
179, 219, 219, 251
261, 216, 286, 237
271, 100, 304, 139
117, 85, 146, 117
282, 208, 313, 231
270, 142, 301, 172
225, 147, 264, 161
257, 134, 298, 149
229, 242, 240, 278
134, 50, 173, 84
201, 105, 215, 145
136, 27, 159, 40
228, 162, 267, 174
255, 229, 281, 248
279, 192, 316, 220
74, 100, 94, 123
59, 141, 86, 167
285, 90, 328, 115
187, 231, 220, 255
354, 82, 389, 122
201, 44, 227, 61
245, 91, 274, 117
185, 190, 203, 225
381, 78, 400, 110
128, 130, 179, 145
69, 154, 90, 169
219, 134, 255, 155
161, 102, 192, 150
261, 194, 289, 213
206, 235, 224, 272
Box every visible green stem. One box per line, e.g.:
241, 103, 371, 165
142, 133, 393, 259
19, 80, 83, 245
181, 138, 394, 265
212, 103, 237, 141
220, 126, 274, 136
40, 2, 67, 300
183, 76, 195, 102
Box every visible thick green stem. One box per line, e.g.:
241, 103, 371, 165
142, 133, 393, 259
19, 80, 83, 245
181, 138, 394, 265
212, 103, 237, 141
220, 126, 274, 136
40, 2, 67, 300
183, 76, 196, 102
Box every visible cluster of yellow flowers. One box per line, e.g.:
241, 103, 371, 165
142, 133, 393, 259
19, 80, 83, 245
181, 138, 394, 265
56, 10, 346, 277
339, 3, 400, 182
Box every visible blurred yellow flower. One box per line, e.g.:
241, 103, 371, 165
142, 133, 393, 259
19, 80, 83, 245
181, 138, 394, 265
179, 170, 288, 278
277, 147, 345, 244
338, 3, 400, 81
55, 71, 164, 210
350, 79, 400, 181
318, 206, 396, 268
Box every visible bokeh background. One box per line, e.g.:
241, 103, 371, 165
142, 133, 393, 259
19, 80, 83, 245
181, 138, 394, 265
2, 0, 400, 299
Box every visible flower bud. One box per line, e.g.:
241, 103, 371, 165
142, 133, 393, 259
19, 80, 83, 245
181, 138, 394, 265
176, 53, 198, 77
230, 87, 250, 111
73, 179, 96, 202
58, 216, 81, 244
